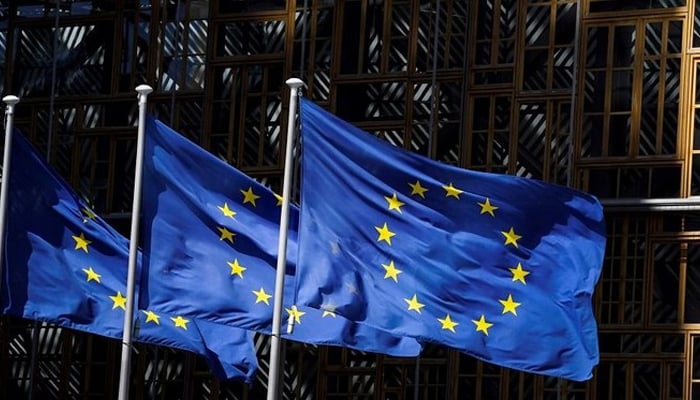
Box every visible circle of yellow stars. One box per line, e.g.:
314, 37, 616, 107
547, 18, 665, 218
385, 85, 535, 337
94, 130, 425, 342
364, 179, 530, 338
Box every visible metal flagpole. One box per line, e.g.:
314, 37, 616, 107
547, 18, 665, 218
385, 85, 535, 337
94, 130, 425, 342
0, 95, 19, 288
117, 84, 153, 400
266, 77, 304, 400
0, 95, 19, 394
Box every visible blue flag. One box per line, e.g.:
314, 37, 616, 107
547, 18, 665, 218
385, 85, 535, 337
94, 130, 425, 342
0, 130, 258, 382
295, 98, 606, 381
139, 116, 421, 356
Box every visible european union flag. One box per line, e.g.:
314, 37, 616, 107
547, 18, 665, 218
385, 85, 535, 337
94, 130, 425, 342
0, 130, 258, 382
295, 98, 606, 381
140, 117, 421, 356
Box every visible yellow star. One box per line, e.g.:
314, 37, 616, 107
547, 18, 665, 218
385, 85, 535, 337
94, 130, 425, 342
228, 259, 246, 279
478, 198, 498, 216
241, 187, 260, 206
82, 267, 101, 283
404, 294, 425, 313
382, 260, 402, 283
499, 294, 521, 315
443, 182, 463, 199
274, 193, 284, 206
142, 310, 160, 324
217, 226, 236, 243
82, 207, 97, 223
472, 314, 493, 335
438, 314, 459, 333
501, 227, 522, 247
171, 316, 189, 330
110, 291, 127, 310
384, 193, 405, 213
217, 202, 237, 218
286, 305, 306, 324
321, 302, 337, 317
408, 180, 428, 198
252, 287, 272, 305
509, 262, 530, 285
72, 232, 92, 253
375, 223, 396, 245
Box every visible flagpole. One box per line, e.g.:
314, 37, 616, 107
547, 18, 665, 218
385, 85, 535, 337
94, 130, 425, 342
0, 95, 20, 285
117, 84, 153, 400
267, 77, 304, 400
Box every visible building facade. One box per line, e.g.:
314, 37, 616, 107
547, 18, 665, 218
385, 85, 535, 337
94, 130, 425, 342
0, 0, 696, 398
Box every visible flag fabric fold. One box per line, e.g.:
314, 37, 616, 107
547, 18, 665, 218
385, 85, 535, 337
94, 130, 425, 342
135, 309, 257, 380
294, 98, 606, 381
140, 116, 422, 357
0, 130, 258, 382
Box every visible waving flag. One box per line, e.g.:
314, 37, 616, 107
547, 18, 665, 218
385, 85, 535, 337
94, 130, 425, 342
0, 130, 257, 381
294, 98, 606, 381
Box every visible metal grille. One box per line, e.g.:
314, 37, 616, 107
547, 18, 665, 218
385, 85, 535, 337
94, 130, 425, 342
516, 101, 561, 181
588, 0, 686, 13
467, 94, 511, 173
472, 0, 516, 85
651, 242, 681, 324
522, 0, 577, 92
160, 19, 208, 91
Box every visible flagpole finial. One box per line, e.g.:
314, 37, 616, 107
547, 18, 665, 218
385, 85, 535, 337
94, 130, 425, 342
286, 78, 305, 89
135, 85, 153, 95
2, 95, 19, 106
